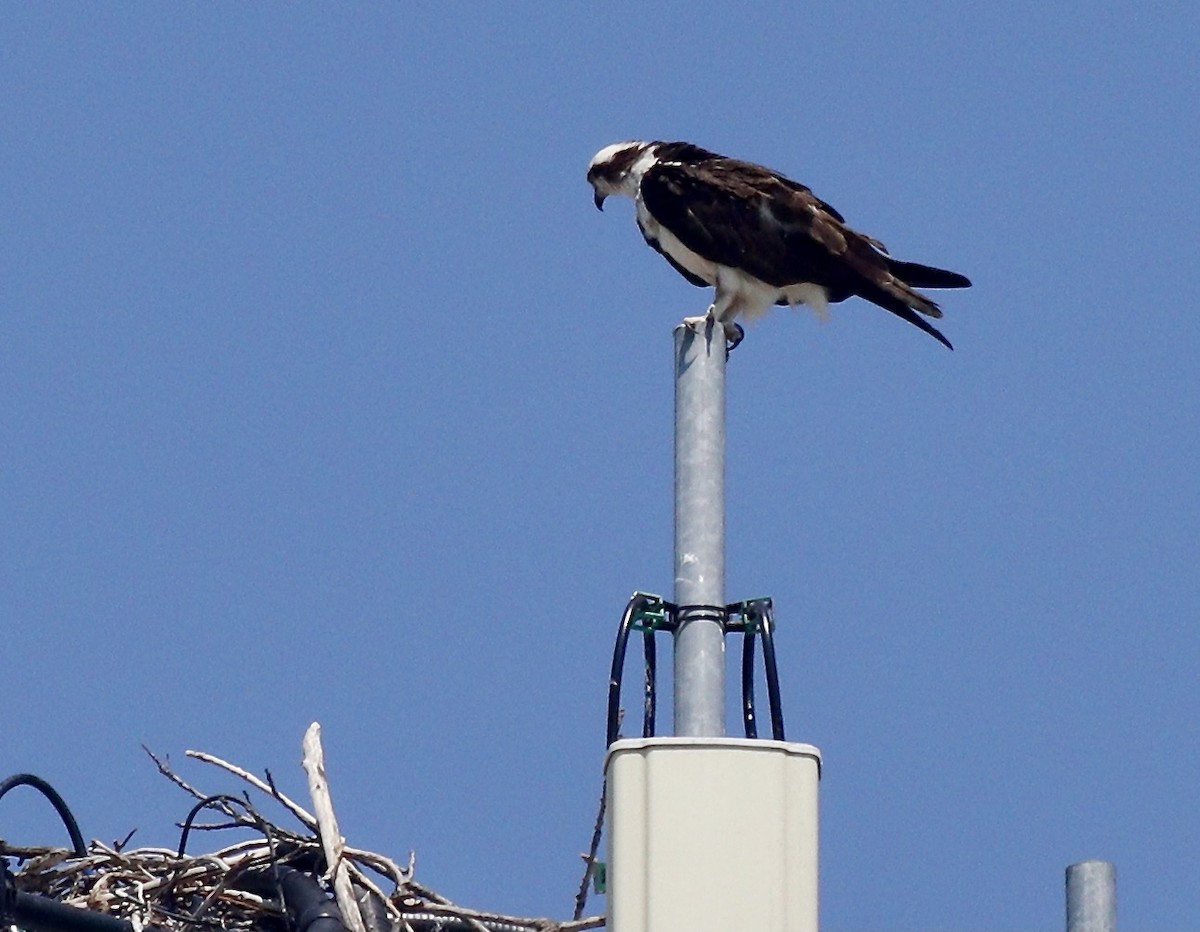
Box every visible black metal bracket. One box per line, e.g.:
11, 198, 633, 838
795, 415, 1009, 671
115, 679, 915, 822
606, 592, 788, 746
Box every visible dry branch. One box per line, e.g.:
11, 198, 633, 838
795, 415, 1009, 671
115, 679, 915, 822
301, 722, 366, 932
185, 749, 317, 831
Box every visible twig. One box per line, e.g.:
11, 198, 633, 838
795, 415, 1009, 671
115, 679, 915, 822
399, 881, 493, 932
186, 750, 317, 831
560, 919, 606, 932
572, 777, 606, 921
403, 878, 455, 906
343, 845, 413, 889
143, 747, 209, 803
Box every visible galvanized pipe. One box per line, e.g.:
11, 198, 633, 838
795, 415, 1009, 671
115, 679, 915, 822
1066, 860, 1116, 932
672, 320, 726, 737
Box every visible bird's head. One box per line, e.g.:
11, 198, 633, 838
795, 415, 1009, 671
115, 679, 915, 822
587, 140, 654, 210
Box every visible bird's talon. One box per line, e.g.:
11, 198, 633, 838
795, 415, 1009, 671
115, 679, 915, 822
724, 323, 745, 352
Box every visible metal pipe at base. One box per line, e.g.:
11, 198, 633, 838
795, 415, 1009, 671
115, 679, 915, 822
1066, 860, 1116, 932
672, 321, 726, 737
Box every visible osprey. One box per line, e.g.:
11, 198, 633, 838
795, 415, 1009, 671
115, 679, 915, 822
587, 140, 971, 349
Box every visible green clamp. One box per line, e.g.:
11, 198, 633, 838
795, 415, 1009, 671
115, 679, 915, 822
629, 591, 671, 632
726, 597, 773, 633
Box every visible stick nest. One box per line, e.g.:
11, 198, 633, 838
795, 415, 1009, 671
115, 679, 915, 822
1, 731, 602, 932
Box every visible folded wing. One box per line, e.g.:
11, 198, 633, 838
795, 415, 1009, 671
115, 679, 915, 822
640, 156, 970, 349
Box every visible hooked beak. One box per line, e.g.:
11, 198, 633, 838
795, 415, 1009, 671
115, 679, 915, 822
593, 191, 606, 211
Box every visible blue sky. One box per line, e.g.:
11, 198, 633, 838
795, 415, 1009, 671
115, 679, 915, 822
3, 3, 1198, 929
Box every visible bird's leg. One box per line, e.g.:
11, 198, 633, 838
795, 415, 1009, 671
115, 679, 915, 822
680, 305, 743, 353
708, 287, 744, 352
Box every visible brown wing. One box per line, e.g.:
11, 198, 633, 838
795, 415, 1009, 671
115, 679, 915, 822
640, 158, 858, 291
641, 155, 964, 348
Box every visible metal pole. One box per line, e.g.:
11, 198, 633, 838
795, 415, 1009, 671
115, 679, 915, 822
673, 319, 726, 736
1066, 861, 1116, 932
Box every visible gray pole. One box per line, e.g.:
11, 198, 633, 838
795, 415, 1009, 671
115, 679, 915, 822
673, 319, 726, 737
1066, 861, 1116, 932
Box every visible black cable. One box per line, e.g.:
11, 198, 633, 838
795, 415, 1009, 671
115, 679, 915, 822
757, 601, 787, 741
607, 594, 677, 745
176, 792, 294, 931
176, 793, 258, 858
606, 594, 639, 746
1, 860, 134, 932
611, 594, 787, 745
1, 861, 14, 927
241, 867, 347, 932
608, 593, 666, 746
730, 600, 787, 742
642, 626, 658, 738
0, 773, 86, 858
741, 620, 759, 739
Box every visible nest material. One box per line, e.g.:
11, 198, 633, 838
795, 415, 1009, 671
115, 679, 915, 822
1, 725, 603, 932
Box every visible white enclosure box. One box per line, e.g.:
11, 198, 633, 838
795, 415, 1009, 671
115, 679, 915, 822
604, 736, 821, 932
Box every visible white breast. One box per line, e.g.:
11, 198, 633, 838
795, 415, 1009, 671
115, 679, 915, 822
634, 183, 830, 325
635, 197, 719, 285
